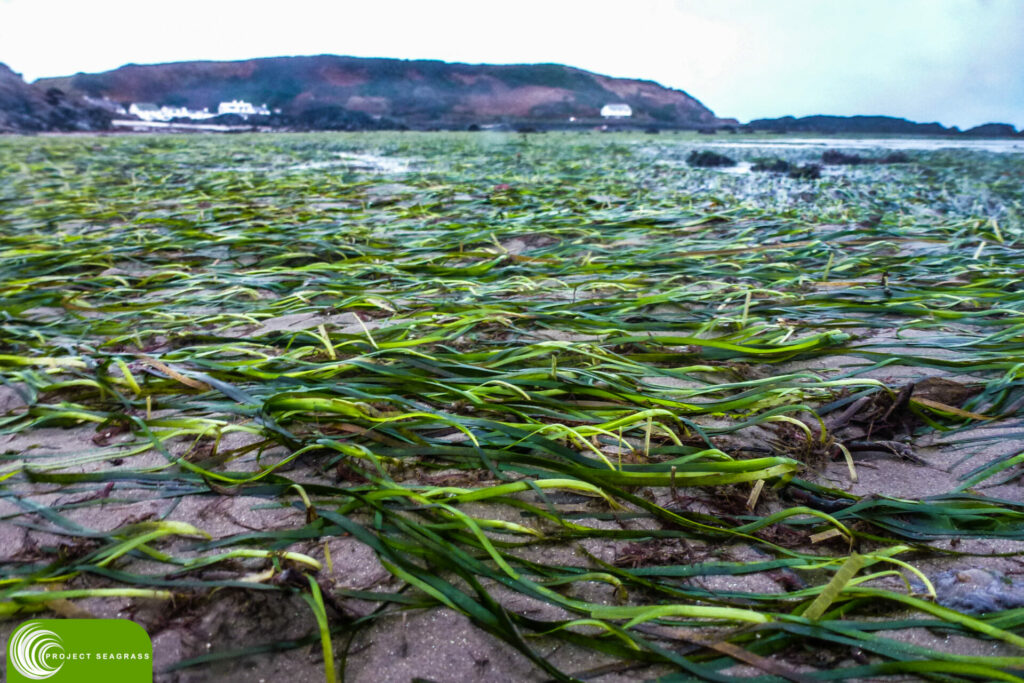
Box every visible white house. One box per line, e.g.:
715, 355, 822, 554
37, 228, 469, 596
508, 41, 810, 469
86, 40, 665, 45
185, 108, 216, 120
159, 105, 190, 120
217, 100, 271, 117
600, 103, 633, 118
128, 103, 162, 121
128, 102, 224, 122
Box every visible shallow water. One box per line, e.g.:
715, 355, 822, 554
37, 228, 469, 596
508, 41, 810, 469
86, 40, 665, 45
288, 152, 412, 173
713, 160, 754, 174
215, 150, 415, 174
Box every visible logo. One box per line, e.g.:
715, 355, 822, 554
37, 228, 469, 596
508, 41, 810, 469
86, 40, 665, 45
6, 619, 152, 683
8, 623, 65, 680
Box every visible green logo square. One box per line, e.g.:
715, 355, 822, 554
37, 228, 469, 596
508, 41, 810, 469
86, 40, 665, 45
6, 619, 152, 682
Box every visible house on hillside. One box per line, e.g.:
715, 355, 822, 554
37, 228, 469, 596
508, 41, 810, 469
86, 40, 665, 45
600, 103, 632, 118
128, 103, 161, 121
128, 102, 216, 122
217, 100, 271, 117
184, 107, 216, 120
159, 105, 190, 120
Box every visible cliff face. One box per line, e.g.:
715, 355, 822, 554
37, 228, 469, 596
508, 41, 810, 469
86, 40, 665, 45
0, 63, 111, 133
37, 55, 730, 127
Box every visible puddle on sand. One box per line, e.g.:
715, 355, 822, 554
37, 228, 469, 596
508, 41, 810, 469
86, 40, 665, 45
217, 152, 415, 174
287, 152, 413, 173
714, 161, 754, 174
655, 159, 754, 174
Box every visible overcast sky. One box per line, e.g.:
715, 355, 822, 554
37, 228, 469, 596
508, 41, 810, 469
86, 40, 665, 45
1, 0, 1021, 128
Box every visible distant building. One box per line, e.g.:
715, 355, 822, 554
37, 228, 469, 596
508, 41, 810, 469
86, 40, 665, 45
159, 105, 190, 120
600, 103, 632, 118
128, 103, 161, 121
186, 108, 217, 120
128, 102, 218, 122
217, 100, 271, 117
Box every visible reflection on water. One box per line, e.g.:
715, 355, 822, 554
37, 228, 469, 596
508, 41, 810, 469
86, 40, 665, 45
216, 151, 414, 174
287, 152, 412, 173
713, 161, 754, 174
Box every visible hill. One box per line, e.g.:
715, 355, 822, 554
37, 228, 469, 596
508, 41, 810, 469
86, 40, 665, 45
744, 114, 1020, 137
35, 55, 731, 129
0, 63, 111, 133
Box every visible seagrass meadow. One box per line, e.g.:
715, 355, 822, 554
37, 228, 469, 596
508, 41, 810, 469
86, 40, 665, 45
1, 131, 1023, 682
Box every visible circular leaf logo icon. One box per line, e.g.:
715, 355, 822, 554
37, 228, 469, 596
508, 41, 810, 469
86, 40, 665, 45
8, 622, 65, 680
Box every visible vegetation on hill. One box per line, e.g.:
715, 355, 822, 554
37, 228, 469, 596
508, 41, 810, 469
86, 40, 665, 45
0, 62, 110, 133
35, 55, 729, 128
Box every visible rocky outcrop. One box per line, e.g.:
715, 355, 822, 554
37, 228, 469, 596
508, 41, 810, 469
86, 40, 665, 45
744, 115, 955, 136
0, 63, 111, 133
821, 150, 910, 165
963, 122, 1019, 137
37, 55, 730, 129
744, 115, 1020, 138
686, 150, 736, 167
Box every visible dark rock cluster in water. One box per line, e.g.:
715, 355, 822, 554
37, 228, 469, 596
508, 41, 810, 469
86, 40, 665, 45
913, 568, 1024, 614
686, 150, 736, 168
822, 149, 910, 165
751, 157, 822, 179
752, 158, 791, 173
788, 163, 822, 179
